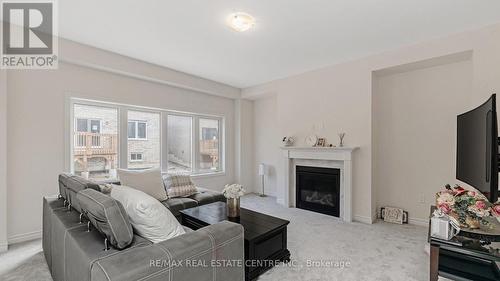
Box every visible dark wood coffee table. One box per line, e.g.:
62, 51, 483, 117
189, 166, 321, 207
180, 201, 291, 281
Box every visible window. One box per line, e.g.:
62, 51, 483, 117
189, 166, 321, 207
72, 104, 118, 180
199, 118, 220, 172
128, 120, 147, 139
70, 99, 224, 178
76, 119, 101, 133
130, 153, 143, 162
167, 115, 192, 173
127, 111, 160, 169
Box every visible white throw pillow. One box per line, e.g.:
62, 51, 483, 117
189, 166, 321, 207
110, 185, 185, 243
117, 168, 168, 201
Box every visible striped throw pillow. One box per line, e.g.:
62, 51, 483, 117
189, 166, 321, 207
164, 174, 198, 198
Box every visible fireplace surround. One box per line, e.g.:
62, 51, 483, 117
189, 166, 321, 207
280, 146, 358, 222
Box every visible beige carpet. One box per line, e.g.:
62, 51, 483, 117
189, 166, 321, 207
0, 194, 430, 281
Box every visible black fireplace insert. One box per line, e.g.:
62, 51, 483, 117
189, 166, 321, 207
296, 165, 340, 217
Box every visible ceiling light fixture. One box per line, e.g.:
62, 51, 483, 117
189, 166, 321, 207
227, 12, 255, 32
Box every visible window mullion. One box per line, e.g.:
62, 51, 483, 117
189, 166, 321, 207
119, 107, 129, 170
193, 116, 199, 174
161, 112, 169, 173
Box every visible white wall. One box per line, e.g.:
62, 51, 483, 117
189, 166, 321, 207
5, 39, 241, 244
234, 99, 255, 192
244, 23, 500, 222
373, 58, 473, 223
60, 40, 240, 99
0, 70, 7, 252
253, 96, 280, 196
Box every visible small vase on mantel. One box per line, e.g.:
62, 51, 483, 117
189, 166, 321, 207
222, 184, 245, 218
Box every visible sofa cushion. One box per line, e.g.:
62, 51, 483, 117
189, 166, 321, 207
58, 173, 73, 200
77, 189, 134, 249
42, 196, 67, 272
188, 187, 225, 205
65, 175, 101, 192
64, 175, 101, 212
161, 197, 198, 217
111, 185, 186, 243
45, 198, 151, 281
49, 206, 86, 281
64, 228, 150, 281
117, 168, 168, 201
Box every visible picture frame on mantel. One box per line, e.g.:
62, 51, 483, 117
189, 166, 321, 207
316, 138, 326, 147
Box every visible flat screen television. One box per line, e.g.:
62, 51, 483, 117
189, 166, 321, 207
456, 94, 498, 203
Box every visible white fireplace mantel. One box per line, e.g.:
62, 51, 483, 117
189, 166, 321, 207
279, 146, 358, 222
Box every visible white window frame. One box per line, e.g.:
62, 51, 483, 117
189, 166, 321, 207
67, 97, 225, 178
128, 120, 148, 140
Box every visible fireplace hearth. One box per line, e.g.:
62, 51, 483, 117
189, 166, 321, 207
296, 165, 340, 217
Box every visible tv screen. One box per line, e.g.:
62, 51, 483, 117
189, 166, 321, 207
456, 94, 498, 203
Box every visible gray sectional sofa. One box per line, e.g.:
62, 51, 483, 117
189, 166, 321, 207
43, 174, 244, 281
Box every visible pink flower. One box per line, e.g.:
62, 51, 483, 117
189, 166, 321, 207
475, 200, 486, 210
491, 205, 500, 217
467, 191, 476, 197
438, 203, 452, 214
454, 186, 467, 196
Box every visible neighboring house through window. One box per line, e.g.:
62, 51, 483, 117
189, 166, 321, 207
72, 103, 119, 180
69, 98, 224, 180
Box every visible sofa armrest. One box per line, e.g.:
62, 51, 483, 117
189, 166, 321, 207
91, 221, 245, 281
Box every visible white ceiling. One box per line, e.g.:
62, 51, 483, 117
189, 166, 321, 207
58, 0, 500, 88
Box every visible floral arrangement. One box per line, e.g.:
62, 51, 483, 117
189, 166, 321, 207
436, 184, 500, 228
222, 184, 245, 199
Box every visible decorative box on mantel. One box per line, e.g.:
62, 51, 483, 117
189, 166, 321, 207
280, 146, 359, 222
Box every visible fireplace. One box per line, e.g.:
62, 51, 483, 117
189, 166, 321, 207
296, 165, 340, 217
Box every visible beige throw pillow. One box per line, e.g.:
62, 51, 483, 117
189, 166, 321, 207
164, 174, 198, 198
117, 168, 168, 201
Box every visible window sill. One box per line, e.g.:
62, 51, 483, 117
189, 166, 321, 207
191, 171, 225, 178
161, 171, 225, 179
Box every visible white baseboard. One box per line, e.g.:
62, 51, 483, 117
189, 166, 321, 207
373, 217, 429, 226
353, 215, 373, 224
276, 198, 285, 205
0, 241, 7, 252
409, 217, 429, 227
8, 230, 42, 245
